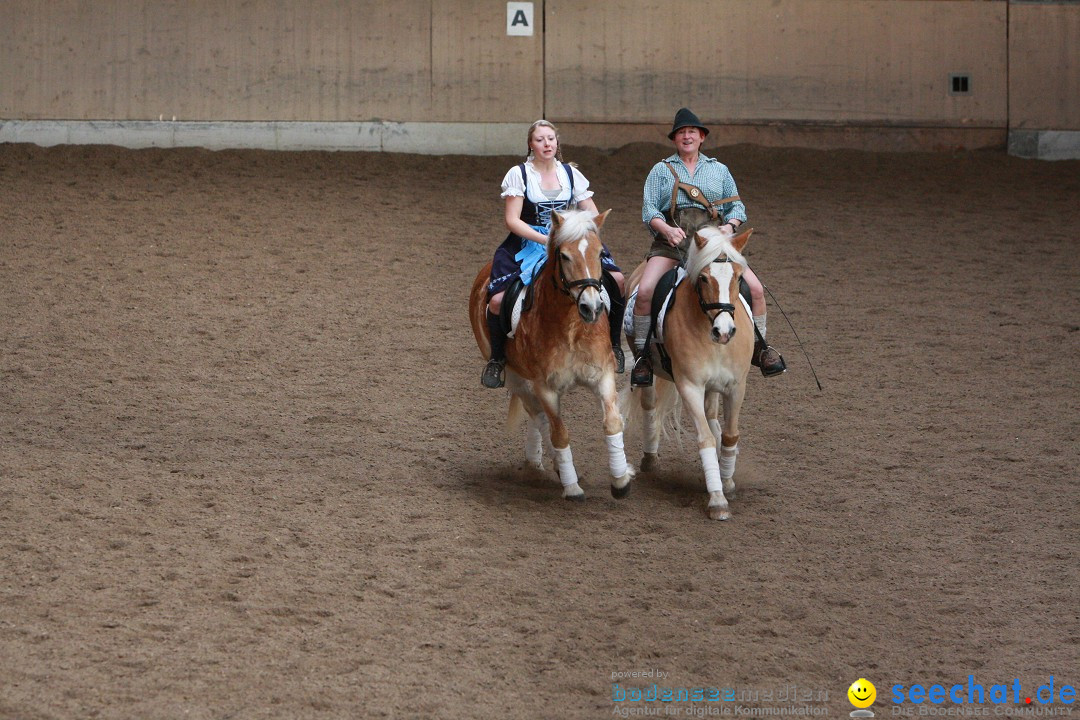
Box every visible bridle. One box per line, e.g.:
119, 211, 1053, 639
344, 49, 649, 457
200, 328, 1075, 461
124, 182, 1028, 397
550, 243, 602, 304
695, 258, 736, 322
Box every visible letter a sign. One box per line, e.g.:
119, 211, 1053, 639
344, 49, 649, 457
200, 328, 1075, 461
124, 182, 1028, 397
507, 2, 534, 36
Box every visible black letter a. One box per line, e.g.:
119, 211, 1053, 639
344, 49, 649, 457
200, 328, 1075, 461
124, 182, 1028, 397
511, 9, 528, 27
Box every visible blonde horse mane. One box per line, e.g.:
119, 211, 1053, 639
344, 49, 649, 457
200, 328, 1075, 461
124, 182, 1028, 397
549, 209, 600, 248
686, 226, 746, 281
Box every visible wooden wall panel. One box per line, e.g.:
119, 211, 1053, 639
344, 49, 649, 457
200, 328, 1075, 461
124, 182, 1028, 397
0, 0, 543, 122
545, 0, 1007, 127
2, 0, 1075, 138
1009, 2, 1080, 131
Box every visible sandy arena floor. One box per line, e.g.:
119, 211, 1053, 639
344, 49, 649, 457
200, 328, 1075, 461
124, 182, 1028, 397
1, 141, 1077, 719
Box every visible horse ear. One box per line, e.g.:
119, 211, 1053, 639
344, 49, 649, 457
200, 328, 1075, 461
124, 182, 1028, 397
730, 226, 753, 253
694, 232, 709, 250
593, 209, 612, 229
550, 211, 564, 233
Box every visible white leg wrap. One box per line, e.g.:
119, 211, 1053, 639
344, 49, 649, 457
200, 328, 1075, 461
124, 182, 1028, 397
525, 417, 544, 467
644, 410, 659, 454
719, 443, 738, 480
700, 448, 724, 493
554, 446, 578, 487
605, 432, 628, 478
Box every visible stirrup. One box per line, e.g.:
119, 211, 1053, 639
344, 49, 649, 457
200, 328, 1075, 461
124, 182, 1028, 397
630, 355, 653, 387
756, 344, 787, 377
612, 345, 625, 374
481, 358, 506, 388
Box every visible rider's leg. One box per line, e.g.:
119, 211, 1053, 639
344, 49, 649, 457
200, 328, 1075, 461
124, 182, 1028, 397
742, 267, 786, 377
603, 271, 626, 373
482, 291, 508, 388
631, 256, 677, 387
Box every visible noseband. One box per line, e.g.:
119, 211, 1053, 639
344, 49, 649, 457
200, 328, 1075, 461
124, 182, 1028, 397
696, 258, 736, 321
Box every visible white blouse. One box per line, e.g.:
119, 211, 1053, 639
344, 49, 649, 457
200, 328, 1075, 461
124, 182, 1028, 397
500, 160, 594, 206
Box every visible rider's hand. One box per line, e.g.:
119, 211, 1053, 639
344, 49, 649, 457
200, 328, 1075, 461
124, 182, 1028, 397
663, 225, 686, 247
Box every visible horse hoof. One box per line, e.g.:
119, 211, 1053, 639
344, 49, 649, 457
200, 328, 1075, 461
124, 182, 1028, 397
611, 481, 631, 499
641, 453, 660, 473
708, 505, 732, 521
563, 483, 585, 501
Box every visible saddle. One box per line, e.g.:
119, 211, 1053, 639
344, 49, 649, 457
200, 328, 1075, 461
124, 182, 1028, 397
499, 277, 536, 338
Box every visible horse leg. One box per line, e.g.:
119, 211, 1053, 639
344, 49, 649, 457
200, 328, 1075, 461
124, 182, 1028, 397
705, 391, 735, 499
678, 381, 731, 520
640, 384, 661, 473
594, 374, 635, 498
525, 411, 549, 471
519, 395, 549, 470
536, 387, 584, 501
719, 381, 747, 500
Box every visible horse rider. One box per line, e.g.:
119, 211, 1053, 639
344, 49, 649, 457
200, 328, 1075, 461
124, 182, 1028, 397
482, 119, 626, 388
630, 107, 786, 387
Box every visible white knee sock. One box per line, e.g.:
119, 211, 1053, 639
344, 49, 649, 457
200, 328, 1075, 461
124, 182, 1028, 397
753, 314, 767, 339
633, 314, 651, 352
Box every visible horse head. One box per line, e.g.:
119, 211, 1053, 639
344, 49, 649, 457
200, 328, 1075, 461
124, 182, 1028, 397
688, 226, 752, 344
548, 209, 611, 324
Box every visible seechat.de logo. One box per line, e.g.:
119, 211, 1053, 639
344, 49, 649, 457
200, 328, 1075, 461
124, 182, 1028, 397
849, 678, 877, 718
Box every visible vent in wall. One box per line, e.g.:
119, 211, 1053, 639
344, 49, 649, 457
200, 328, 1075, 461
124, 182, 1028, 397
949, 74, 971, 95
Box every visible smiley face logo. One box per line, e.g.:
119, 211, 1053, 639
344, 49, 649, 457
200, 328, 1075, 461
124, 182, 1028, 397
848, 679, 876, 708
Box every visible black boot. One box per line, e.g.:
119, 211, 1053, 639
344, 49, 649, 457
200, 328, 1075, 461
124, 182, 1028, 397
482, 310, 507, 388
631, 354, 653, 387
604, 273, 626, 373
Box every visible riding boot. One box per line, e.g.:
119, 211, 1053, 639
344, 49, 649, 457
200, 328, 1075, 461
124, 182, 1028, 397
604, 273, 626, 373
751, 318, 787, 377
482, 310, 507, 388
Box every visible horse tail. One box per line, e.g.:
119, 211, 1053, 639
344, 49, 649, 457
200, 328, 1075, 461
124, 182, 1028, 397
652, 378, 683, 445
622, 378, 682, 444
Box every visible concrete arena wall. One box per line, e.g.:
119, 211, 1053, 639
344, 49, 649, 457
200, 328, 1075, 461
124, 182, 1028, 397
0, 1, 1077, 157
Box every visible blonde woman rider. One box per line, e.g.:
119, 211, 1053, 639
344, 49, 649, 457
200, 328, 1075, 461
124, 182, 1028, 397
481, 120, 626, 388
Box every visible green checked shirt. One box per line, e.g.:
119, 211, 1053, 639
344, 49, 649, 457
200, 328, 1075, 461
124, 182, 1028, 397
642, 153, 747, 235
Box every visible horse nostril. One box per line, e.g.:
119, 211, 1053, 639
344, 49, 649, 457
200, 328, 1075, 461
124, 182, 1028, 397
580, 305, 598, 323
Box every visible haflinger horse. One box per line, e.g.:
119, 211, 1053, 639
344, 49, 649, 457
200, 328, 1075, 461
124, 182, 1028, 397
626, 225, 754, 520
469, 209, 634, 501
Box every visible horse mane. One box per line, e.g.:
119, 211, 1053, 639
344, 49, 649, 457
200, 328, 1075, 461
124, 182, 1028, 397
549, 209, 598, 247
686, 226, 746, 281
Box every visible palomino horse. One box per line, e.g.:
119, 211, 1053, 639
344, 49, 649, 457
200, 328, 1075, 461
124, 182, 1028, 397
469, 209, 634, 500
626, 226, 754, 520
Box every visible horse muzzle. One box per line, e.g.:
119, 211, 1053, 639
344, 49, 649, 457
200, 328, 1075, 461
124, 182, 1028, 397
711, 317, 736, 344
573, 286, 602, 324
